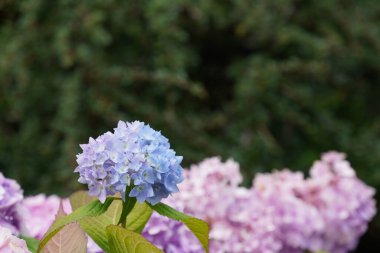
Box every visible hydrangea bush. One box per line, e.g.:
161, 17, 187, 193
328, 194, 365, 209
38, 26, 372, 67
0, 121, 376, 253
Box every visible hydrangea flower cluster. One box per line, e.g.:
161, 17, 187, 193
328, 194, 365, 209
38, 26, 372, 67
0, 227, 30, 253
0, 172, 23, 235
143, 153, 376, 253
75, 121, 184, 204
300, 152, 377, 253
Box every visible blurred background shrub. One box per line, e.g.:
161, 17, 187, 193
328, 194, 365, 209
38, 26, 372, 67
0, 0, 379, 251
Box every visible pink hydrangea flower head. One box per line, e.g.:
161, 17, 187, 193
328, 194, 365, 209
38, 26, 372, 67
303, 151, 376, 253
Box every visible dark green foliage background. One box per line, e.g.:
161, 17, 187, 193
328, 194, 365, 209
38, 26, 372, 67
1, 0, 380, 251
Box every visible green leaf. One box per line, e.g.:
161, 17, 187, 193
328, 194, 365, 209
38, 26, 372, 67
106, 225, 163, 253
126, 202, 153, 233
149, 202, 209, 253
37, 197, 115, 253
42, 222, 87, 253
69, 191, 152, 252
42, 203, 87, 253
70, 191, 122, 253
22, 236, 40, 253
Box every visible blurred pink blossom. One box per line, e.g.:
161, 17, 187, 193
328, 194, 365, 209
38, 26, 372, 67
144, 153, 376, 253
0, 227, 30, 253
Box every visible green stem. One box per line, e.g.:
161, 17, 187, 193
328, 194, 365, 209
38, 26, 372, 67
118, 184, 137, 228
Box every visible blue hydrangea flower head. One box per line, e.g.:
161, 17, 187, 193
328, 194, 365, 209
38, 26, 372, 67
75, 121, 184, 205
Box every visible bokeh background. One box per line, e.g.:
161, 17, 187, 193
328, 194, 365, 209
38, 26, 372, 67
0, 1, 379, 252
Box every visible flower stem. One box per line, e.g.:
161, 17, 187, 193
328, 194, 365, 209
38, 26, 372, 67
118, 184, 137, 228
